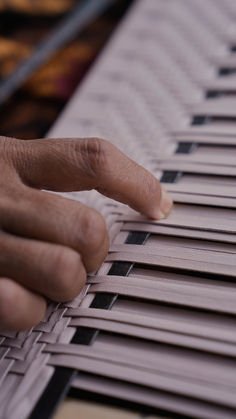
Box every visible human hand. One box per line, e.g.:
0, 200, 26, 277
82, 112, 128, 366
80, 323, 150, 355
0, 136, 172, 330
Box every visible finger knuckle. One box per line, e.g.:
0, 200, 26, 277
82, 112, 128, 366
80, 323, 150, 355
80, 137, 111, 177
51, 247, 85, 302
79, 208, 107, 252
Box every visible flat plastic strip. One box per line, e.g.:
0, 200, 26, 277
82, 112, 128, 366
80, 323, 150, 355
85, 278, 236, 313
46, 342, 236, 390
0, 359, 14, 387
165, 182, 236, 198
170, 192, 236, 208
68, 316, 236, 357
146, 235, 236, 255
170, 135, 236, 145
5, 364, 54, 419
171, 125, 236, 136
110, 243, 236, 266
157, 161, 236, 176
212, 55, 236, 66
202, 77, 236, 90
122, 222, 236, 243
145, 235, 236, 254
0, 374, 21, 414
116, 213, 236, 234
190, 100, 236, 117
164, 153, 236, 167
67, 308, 236, 344
106, 251, 236, 277
48, 354, 236, 407
87, 273, 236, 291
72, 373, 236, 419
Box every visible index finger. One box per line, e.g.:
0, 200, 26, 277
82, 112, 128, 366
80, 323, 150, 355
11, 137, 173, 219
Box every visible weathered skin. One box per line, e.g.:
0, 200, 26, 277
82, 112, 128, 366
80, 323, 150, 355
0, 136, 172, 331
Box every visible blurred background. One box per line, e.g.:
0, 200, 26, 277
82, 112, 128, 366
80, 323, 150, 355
0, 3, 138, 416
0, 0, 133, 140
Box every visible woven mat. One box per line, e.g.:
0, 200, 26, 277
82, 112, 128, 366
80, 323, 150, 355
1, 0, 236, 418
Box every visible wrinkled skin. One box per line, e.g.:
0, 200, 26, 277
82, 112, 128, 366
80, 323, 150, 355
0, 136, 172, 331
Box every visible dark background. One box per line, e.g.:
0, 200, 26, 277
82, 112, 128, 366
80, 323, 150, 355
0, 0, 132, 139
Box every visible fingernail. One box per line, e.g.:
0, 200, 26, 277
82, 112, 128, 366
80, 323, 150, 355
152, 186, 173, 219
160, 186, 173, 217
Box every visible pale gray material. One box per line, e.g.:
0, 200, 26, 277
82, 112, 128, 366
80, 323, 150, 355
46, 340, 236, 394
122, 221, 236, 243
167, 192, 236, 208
68, 307, 236, 345
171, 133, 236, 145
72, 373, 236, 419
161, 151, 236, 167
49, 353, 236, 407
1, 0, 236, 418
69, 315, 236, 357
106, 246, 236, 277
85, 275, 236, 313
156, 160, 236, 176
117, 207, 236, 233
165, 182, 236, 198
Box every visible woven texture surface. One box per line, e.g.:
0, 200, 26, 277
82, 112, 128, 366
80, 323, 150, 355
1, 0, 236, 418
